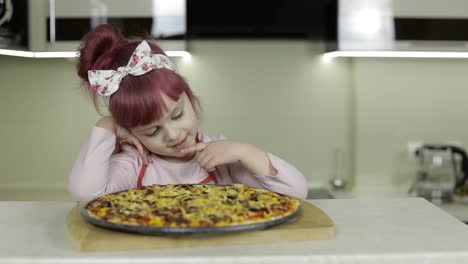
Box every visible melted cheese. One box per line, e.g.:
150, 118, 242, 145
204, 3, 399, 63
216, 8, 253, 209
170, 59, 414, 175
86, 184, 299, 228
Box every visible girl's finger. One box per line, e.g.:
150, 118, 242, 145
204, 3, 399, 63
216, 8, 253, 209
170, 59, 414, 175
198, 154, 215, 170
142, 151, 150, 165
203, 157, 217, 172
147, 152, 153, 163
133, 141, 148, 165
198, 155, 211, 169
195, 149, 207, 163
117, 130, 150, 165
180, 143, 206, 153
194, 152, 205, 167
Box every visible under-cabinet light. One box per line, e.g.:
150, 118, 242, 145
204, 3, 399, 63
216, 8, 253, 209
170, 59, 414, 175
166, 51, 192, 60
0, 49, 191, 59
322, 51, 468, 62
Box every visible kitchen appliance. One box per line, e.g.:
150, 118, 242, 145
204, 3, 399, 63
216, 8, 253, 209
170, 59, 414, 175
408, 144, 468, 204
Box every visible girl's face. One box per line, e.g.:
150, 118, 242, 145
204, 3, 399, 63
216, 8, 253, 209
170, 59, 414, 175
131, 92, 199, 162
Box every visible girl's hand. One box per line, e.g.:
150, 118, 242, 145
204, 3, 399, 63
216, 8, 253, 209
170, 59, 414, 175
180, 140, 277, 176
115, 126, 153, 165
96, 116, 152, 165
180, 140, 244, 172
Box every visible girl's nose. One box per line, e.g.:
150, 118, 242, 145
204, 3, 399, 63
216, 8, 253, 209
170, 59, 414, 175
163, 126, 178, 142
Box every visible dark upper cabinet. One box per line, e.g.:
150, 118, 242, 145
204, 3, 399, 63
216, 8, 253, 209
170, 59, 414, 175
0, 0, 28, 50
0, 0, 337, 55
1, 0, 187, 53
334, 0, 468, 53
187, 0, 337, 40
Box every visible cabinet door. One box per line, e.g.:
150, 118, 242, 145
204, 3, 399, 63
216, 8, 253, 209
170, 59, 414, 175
0, 0, 28, 50
27, 0, 186, 51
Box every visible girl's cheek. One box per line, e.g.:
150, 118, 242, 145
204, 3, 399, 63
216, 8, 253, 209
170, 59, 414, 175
142, 140, 158, 152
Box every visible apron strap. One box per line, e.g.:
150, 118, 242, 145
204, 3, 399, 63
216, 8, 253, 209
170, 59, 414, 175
137, 163, 147, 188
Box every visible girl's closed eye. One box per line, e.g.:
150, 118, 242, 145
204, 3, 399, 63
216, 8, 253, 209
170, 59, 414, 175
173, 110, 184, 120
147, 127, 160, 137
146, 113, 183, 137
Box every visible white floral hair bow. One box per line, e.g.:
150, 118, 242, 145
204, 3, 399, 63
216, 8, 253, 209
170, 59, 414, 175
87, 40, 176, 96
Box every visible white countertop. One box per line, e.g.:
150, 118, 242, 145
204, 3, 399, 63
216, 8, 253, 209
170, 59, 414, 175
1, 198, 468, 264
439, 201, 468, 222
329, 187, 468, 222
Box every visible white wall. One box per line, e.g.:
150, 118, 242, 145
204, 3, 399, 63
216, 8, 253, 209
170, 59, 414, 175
4, 39, 468, 200
0, 40, 352, 199
352, 57, 468, 192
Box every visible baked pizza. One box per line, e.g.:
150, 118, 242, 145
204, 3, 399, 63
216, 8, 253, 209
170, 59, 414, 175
82, 184, 301, 234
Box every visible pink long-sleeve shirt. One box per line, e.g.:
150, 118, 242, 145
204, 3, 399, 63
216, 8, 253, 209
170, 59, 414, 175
69, 127, 308, 201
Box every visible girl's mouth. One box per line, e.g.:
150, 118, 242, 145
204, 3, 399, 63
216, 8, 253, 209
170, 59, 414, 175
172, 137, 187, 149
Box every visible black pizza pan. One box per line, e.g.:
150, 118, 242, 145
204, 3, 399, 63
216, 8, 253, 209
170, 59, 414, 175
80, 185, 301, 236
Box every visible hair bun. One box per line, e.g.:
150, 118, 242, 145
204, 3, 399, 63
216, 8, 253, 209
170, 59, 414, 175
77, 24, 124, 82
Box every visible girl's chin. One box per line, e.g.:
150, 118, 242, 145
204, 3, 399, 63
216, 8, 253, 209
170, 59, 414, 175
179, 152, 196, 160
157, 151, 195, 162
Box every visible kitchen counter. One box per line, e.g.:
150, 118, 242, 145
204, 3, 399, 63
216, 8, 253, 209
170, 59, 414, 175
328, 187, 468, 223
438, 201, 468, 222
1, 198, 468, 264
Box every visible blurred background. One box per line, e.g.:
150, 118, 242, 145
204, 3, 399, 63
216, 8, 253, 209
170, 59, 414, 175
2, 1, 468, 223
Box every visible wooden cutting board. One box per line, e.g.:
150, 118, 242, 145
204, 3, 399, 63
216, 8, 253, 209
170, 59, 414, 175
66, 200, 334, 252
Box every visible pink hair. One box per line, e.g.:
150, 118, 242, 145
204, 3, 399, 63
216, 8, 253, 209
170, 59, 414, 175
76, 24, 199, 129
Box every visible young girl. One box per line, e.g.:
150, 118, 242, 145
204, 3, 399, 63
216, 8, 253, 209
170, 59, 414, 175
69, 24, 308, 202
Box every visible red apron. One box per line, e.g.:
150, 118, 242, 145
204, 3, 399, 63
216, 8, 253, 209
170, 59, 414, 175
136, 133, 218, 187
